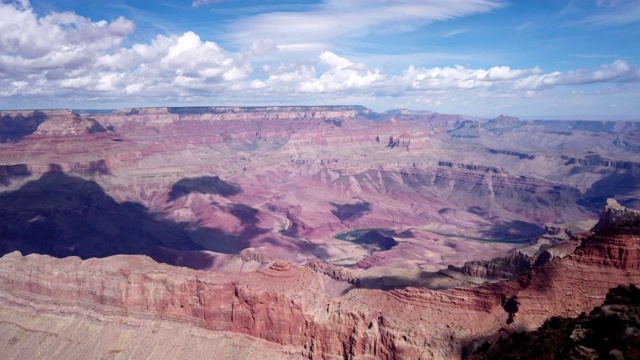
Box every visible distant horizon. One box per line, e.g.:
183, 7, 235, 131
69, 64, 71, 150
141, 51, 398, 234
2, 104, 638, 121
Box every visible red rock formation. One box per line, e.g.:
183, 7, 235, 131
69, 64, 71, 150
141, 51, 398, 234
0, 200, 638, 359
445, 250, 533, 280
592, 198, 640, 234
2, 105, 640, 358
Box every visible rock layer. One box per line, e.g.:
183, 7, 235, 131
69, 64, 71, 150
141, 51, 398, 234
1, 200, 639, 359
468, 285, 640, 360
1, 106, 640, 358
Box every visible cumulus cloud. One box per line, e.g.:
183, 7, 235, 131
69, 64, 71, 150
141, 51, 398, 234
1, 0, 639, 116
400, 65, 539, 90
108, 16, 136, 36
0, 1, 133, 67
240, 53, 639, 102
298, 52, 385, 93
86, 31, 250, 93
392, 61, 639, 94
0, 1, 248, 99
248, 63, 317, 92
246, 52, 384, 94
514, 60, 638, 89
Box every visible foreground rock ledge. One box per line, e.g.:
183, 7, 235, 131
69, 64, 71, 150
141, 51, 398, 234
0, 200, 639, 359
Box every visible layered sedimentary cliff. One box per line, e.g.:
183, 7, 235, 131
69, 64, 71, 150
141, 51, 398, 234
1, 106, 640, 358
468, 284, 640, 360
445, 250, 533, 280
3, 105, 625, 272
0, 200, 639, 359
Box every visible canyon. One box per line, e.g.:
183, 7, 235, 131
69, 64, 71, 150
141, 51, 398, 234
0, 106, 639, 359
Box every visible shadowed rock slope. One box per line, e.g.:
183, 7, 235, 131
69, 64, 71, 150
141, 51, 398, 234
0, 199, 638, 359
467, 285, 640, 360
2, 107, 639, 271
0, 168, 208, 265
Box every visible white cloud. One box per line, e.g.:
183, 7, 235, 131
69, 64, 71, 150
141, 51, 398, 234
586, 1, 640, 25
514, 60, 638, 89
247, 63, 317, 92
1, 0, 639, 118
0, 0, 133, 78
93, 31, 251, 92
400, 64, 538, 90
298, 52, 385, 93
108, 16, 136, 37
192, 0, 226, 7
243, 52, 385, 94
0, 1, 248, 99
228, 0, 503, 48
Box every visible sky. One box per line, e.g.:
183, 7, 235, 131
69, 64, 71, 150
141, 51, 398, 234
0, 0, 639, 118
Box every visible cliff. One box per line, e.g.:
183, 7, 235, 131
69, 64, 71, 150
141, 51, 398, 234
0, 199, 639, 359
1, 104, 640, 358
592, 198, 640, 233
468, 285, 640, 360
445, 250, 533, 280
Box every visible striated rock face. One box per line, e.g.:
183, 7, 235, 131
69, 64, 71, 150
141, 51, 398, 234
593, 198, 640, 233
0, 200, 639, 359
468, 285, 640, 360
562, 154, 639, 170
0, 110, 69, 143
576, 199, 640, 271
446, 250, 533, 280
305, 260, 361, 285
1, 105, 640, 358
0, 305, 304, 360
0, 253, 408, 359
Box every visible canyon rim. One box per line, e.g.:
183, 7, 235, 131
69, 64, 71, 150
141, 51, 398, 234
0, 106, 639, 359
1, 1, 640, 359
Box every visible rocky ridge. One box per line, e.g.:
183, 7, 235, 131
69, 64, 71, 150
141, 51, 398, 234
468, 285, 640, 360
593, 198, 640, 233
1, 106, 640, 358
0, 199, 639, 359
1, 106, 620, 271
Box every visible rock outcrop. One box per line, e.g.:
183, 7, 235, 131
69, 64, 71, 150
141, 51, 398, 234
445, 250, 533, 281
0, 110, 69, 143
592, 198, 640, 233
468, 285, 640, 360
2, 105, 640, 358
0, 199, 639, 359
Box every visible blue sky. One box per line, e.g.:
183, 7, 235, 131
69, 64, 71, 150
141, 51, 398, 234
1, 0, 639, 118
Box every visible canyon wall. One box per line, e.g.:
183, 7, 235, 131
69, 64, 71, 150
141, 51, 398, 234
0, 200, 639, 359
1, 107, 640, 358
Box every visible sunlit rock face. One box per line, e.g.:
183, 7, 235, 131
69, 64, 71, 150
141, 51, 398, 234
0, 106, 639, 359
467, 284, 640, 360
0, 200, 638, 359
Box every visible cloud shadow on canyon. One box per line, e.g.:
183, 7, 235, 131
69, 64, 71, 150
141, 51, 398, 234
479, 220, 545, 242
0, 164, 31, 186
189, 225, 268, 255
330, 201, 371, 221
169, 175, 241, 201
0, 167, 258, 269
356, 270, 454, 291
579, 169, 640, 210
227, 203, 260, 225
0, 111, 48, 143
